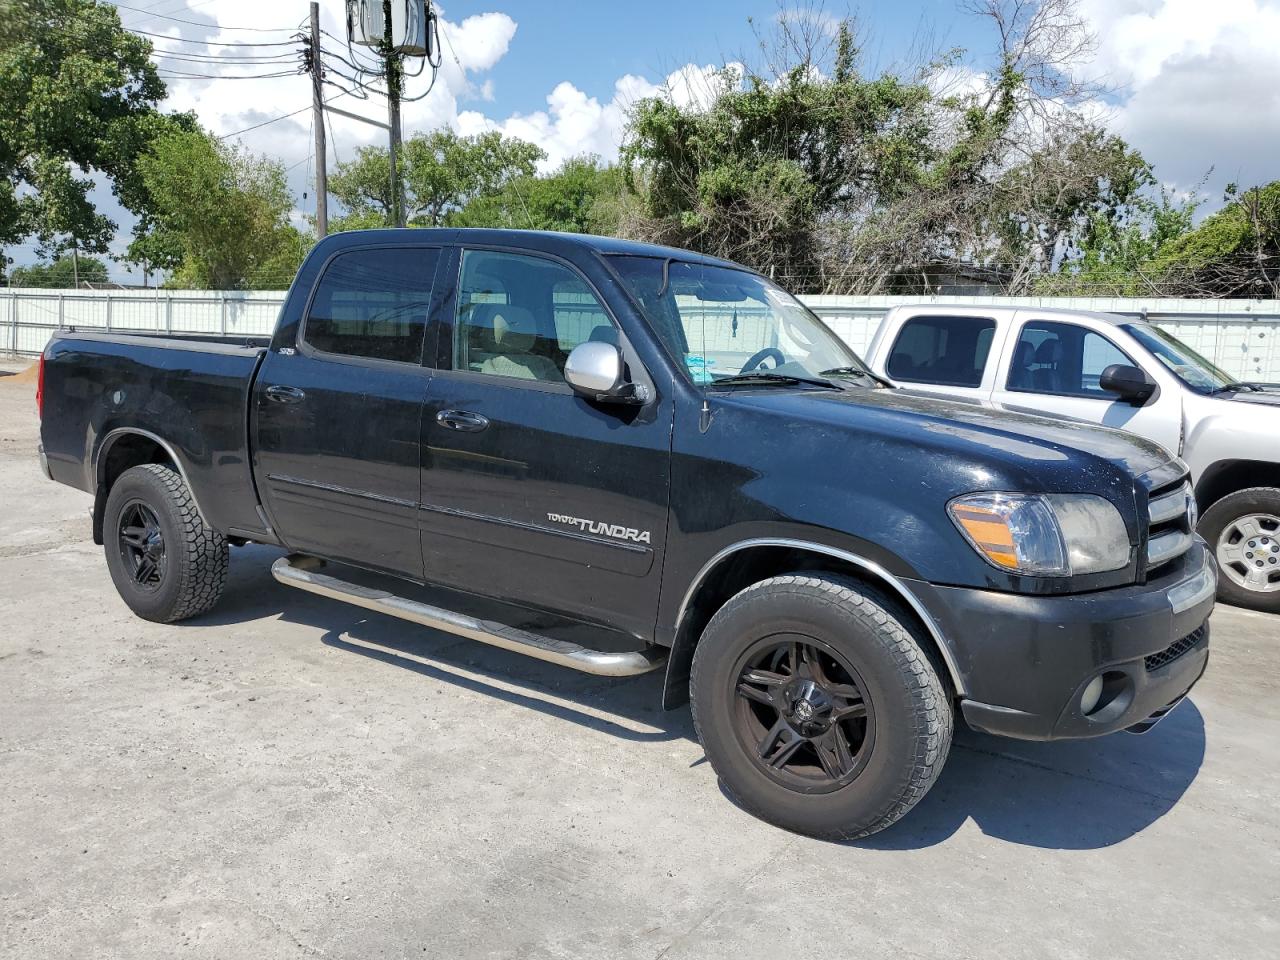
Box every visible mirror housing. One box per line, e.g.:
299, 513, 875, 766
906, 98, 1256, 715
564, 342, 647, 404
1099, 363, 1156, 405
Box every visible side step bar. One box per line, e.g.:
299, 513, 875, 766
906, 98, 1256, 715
271, 554, 667, 678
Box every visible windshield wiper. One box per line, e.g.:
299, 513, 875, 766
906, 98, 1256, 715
1211, 381, 1266, 394
820, 366, 894, 388
709, 372, 841, 390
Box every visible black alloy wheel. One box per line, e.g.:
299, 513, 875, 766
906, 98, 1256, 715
732, 635, 876, 792
118, 500, 167, 591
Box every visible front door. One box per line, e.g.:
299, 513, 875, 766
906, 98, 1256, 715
253, 244, 443, 578
419, 246, 672, 643
991, 317, 1184, 455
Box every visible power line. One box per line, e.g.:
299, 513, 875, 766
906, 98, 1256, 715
151, 50, 301, 64
127, 27, 300, 48
113, 2, 295, 32
156, 69, 302, 81
217, 90, 355, 140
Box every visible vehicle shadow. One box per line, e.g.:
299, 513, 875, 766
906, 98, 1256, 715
849, 704, 1206, 850
193, 545, 694, 745
197, 545, 1206, 848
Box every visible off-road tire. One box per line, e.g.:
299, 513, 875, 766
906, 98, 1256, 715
1198, 486, 1280, 614
103, 463, 228, 623
691, 573, 953, 841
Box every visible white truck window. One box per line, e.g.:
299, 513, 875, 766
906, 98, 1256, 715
1007, 321, 1132, 398
885, 315, 995, 388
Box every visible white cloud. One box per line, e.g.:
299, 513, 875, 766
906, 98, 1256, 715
1080, 0, 1280, 193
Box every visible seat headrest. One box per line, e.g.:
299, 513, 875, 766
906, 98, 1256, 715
469, 302, 539, 353
587, 324, 619, 346
1034, 338, 1062, 364
1012, 340, 1035, 369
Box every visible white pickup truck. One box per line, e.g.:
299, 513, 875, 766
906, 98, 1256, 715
863, 305, 1280, 612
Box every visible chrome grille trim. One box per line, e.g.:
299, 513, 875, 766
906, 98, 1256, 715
1149, 483, 1193, 525
1149, 529, 1194, 568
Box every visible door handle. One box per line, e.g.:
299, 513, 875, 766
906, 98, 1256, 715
436, 409, 489, 432
265, 384, 306, 404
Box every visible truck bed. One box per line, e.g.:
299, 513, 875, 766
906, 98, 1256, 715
41, 331, 271, 539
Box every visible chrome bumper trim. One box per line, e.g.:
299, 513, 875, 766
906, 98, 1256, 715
1167, 558, 1217, 615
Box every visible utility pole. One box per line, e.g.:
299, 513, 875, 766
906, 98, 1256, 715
383, 0, 405, 227
309, 2, 328, 238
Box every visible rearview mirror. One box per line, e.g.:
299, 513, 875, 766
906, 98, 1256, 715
1099, 363, 1156, 405
565, 342, 647, 404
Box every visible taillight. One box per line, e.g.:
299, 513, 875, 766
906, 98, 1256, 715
36, 352, 45, 419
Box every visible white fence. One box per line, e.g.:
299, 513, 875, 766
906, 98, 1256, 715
3, 287, 1280, 381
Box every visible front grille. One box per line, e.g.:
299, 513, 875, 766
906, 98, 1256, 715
1144, 471, 1196, 575
1145, 626, 1205, 671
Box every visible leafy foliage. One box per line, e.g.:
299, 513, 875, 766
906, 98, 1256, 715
328, 129, 545, 229
0, 0, 177, 267
452, 157, 626, 234
9, 253, 109, 287
135, 129, 309, 289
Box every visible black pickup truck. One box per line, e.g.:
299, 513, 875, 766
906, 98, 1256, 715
37, 229, 1216, 839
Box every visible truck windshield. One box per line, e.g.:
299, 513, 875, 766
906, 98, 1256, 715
609, 256, 869, 386
1122, 323, 1235, 394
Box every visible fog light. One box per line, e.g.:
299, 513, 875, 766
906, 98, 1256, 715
1080, 675, 1106, 715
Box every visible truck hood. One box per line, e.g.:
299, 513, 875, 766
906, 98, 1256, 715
722, 385, 1172, 480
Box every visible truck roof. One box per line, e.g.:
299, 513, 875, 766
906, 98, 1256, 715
328, 227, 749, 272
886, 303, 1139, 326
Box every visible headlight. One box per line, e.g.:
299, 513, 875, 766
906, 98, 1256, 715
949, 493, 1131, 576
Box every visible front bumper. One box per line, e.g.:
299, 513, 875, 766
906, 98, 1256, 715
907, 542, 1216, 741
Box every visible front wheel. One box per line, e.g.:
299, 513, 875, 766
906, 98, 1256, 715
103, 463, 228, 623
690, 573, 953, 841
1199, 486, 1280, 613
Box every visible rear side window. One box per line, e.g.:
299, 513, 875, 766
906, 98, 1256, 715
1007, 321, 1132, 397
886, 315, 996, 388
303, 247, 439, 363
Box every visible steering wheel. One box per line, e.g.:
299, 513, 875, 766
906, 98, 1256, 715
740, 347, 786, 374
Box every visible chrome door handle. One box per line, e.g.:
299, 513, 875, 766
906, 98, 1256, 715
265, 384, 305, 404
436, 409, 489, 432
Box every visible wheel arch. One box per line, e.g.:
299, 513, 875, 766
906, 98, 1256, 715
661, 538, 966, 710
1194, 459, 1280, 514
92, 428, 204, 545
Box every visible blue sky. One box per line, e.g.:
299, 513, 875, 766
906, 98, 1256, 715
461, 0, 986, 119
10, 1, 1280, 279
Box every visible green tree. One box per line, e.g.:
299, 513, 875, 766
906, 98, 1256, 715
9, 254, 110, 287
136, 128, 309, 289
1148, 182, 1280, 298
0, 0, 173, 269
328, 129, 545, 229
453, 157, 626, 234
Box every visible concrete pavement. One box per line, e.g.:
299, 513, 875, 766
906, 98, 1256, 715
1, 358, 1277, 959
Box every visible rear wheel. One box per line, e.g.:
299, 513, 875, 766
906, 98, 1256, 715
690, 573, 952, 840
1199, 486, 1280, 613
103, 463, 228, 623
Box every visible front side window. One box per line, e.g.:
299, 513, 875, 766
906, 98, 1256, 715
609, 256, 864, 385
885, 315, 995, 388
1007, 321, 1133, 398
453, 250, 616, 383
303, 247, 438, 363
1122, 323, 1234, 393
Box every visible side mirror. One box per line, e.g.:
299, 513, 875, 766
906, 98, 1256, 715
1099, 363, 1156, 405
564, 342, 647, 404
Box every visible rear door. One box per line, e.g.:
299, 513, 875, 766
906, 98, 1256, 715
990, 316, 1183, 454
419, 245, 672, 643
879, 311, 1003, 401
253, 243, 444, 578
